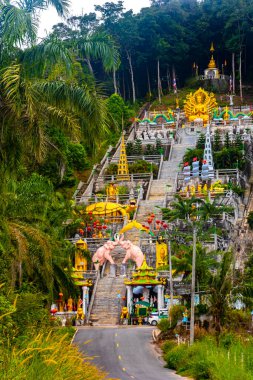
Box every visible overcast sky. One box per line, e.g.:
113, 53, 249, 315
39, 0, 151, 37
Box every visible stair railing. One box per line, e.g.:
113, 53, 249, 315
133, 192, 141, 220
146, 172, 153, 200
101, 260, 107, 278
86, 271, 99, 324
157, 154, 163, 180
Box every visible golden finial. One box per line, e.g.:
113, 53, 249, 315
208, 55, 216, 69
210, 42, 215, 53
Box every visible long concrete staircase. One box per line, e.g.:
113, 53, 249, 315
89, 129, 199, 325
89, 248, 127, 325
90, 276, 126, 325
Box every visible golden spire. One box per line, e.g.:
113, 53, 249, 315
210, 42, 215, 53
208, 55, 216, 69
117, 133, 130, 181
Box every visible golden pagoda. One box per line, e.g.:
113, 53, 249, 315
204, 42, 220, 79
124, 256, 162, 286
117, 133, 130, 181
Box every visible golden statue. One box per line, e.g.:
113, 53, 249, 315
106, 183, 118, 201
156, 241, 168, 268
223, 106, 229, 121
184, 88, 217, 124
75, 239, 88, 271
67, 297, 73, 312
120, 306, 129, 320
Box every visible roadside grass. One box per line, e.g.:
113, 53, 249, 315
162, 334, 253, 380
0, 328, 110, 380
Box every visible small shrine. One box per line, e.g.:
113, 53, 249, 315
204, 42, 220, 79
124, 256, 165, 315
184, 87, 217, 124
117, 133, 130, 181
124, 256, 161, 286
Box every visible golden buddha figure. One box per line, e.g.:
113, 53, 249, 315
184, 88, 217, 124
106, 183, 118, 201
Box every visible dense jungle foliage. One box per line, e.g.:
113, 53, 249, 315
50, 0, 253, 100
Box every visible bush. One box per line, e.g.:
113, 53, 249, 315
105, 160, 158, 178
67, 143, 89, 170
224, 310, 251, 331
170, 305, 185, 328
164, 344, 186, 370
158, 318, 171, 333
247, 211, 253, 230
163, 336, 253, 380
162, 340, 176, 353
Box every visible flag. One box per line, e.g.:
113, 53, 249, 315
229, 75, 232, 93
173, 75, 177, 94
172, 68, 177, 94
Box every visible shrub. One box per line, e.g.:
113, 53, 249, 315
190, 359, 215, 380
224, 309, 251, 331
162, 340, 176, 353
164, 344, 186, 370
247, 211, 253, 230
158, 318, 171, 333
170, 305, 185, 328
67, 143, 89, 170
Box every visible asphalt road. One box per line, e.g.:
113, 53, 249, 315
74, 326, 185, 380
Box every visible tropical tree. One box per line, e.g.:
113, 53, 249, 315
208, 251, 233, 334
162, 195, 197, 222
0, 173, 75, 295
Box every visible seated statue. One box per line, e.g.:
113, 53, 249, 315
184, 88, 217, 124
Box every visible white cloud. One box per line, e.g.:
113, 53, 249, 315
38, 0, 150, 38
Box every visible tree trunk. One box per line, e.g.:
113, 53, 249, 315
239, 50, 243, 101
157, 59, 161, 104
166, 66, 171, 92
126, 50, 136, 103
85, 57, 94, 76
113, 66, 117, 94
147, 66, 151, 98
232, 52, 235, 94
122, 72, 126, 100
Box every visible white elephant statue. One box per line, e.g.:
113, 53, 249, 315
118, 237, 144, 268
92, 240, 117, 265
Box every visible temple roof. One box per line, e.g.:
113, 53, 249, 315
124, 256, 162, 286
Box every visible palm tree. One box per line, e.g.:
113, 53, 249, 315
208, 251, 233, 335
0, 1, 120, 173
197, 197, 233, 222
161, 195, 197, 222
0, 173, 75, 294
0, 0, 69, 49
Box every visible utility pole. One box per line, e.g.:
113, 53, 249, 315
168, 240, 173, 306
190, 227, 197, 345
